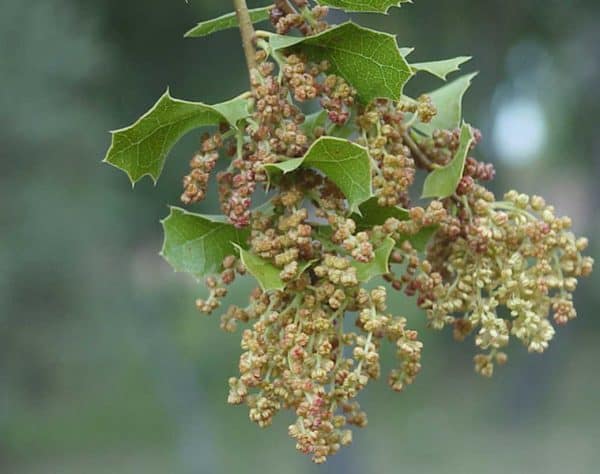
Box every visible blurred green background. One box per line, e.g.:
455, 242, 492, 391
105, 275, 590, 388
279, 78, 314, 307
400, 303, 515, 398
1, 1, 599, 473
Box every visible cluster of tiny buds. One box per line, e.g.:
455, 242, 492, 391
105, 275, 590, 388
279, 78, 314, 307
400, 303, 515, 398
283, 54, 356, 126
195, 255, 246, 321
192, 176, 425, 462
175, 3, 593, 457
328, 216, 374, 263
357, 100, 417, 207
406, 184, 593, 376
217, 278, 422, 463
400, 94, 438, 124
270, 1, 329, 36
457, 156, 495, 196
181, 133, 222, 205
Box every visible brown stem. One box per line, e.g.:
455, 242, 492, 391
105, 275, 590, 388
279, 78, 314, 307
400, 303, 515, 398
403, 133, 435, 171
233, 0, 257, 78
276, 0, 296, 15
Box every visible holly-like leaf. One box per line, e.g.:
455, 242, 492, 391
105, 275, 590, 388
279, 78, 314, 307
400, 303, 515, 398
352, 237, 395, 282
211, 95, 253, 126
265, 137, 372, 212
184, 7, 271, 38
235, 245, 285, 291
270, 22, 412, 102
422, 123, 474, 199
104, 90, 250, 185
160, 207, 250, 279
316, 0, 411, 13
411, 56, 472, 80
352, 197, 409, 231
414, 72, 477, 136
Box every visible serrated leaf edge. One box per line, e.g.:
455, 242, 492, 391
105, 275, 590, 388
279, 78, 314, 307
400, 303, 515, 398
263, 136, 373, 212
411, 56, 472, 81
159, 206, 247, 281
103, 89, 250, 187
270, 21, 415, 100
316, 0, 412, 14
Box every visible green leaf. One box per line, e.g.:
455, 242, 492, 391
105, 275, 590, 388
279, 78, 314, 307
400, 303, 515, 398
411, 56, 472, 80
265, 137, 372, 212
422, 123, 474, 199
301, 110, 328, 140
314, 226, 337, 252
212, 94, 253, 126
414, 72, 477, 136
402, 226, 438, 252
104, 90, 250, 185
316, 0, 411, 13
235, 245, 285, 291
160, 207, 250, 279
184, 7, 271, 38
270, 22, 412, 103
352, 237, 395, 282
265, 158, 304, 176
352, 197, 409, 231
350, 198, 436, 251
399, 47, 415, 58
298, 260, 317, 276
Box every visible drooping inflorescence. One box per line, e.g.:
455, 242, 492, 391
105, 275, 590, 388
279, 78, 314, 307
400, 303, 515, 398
104, 0, 594, 464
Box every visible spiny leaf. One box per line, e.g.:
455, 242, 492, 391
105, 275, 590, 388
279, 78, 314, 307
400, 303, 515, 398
270, 22, 412, 103
352, 237, 395, 282
352, 197, 409, 231
184, 7, 270, 38
265, 137, 372, 212
160, 207, 249, 279
414, 72, 478, 136
315, 0, 411, 13
422, 123, 474, 199
104, 90, 250, 185
235, 245, 285, 291
411, 56, 472, 80
212, 95, 253, 126
399, 47, 415, 57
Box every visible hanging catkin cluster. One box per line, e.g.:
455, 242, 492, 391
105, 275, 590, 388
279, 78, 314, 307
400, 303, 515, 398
104, 0, 594, 464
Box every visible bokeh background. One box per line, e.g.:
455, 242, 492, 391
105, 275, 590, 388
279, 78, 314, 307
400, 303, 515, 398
2, 1, 599, 473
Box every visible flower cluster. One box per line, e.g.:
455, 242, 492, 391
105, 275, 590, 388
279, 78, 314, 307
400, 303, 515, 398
105, 0, 595, 465
405, 184, 593, 376
357, 100, 417, 207
223, 222, 422, 462
175, 0, 593, 464
270, 0, 329, 36
181, 132, 222, 205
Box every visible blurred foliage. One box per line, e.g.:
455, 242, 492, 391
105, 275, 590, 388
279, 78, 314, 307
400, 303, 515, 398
1, 0, 598, 472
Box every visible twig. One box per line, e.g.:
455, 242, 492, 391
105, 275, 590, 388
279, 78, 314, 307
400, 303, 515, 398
233, 0, 257, 78
403, 132, 435, 171
276, 0, 296, 15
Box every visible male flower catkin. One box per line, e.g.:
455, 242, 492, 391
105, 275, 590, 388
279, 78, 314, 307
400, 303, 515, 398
410, 186, 592, 376
185, 44, 593, 461
106, 0, 594, 465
